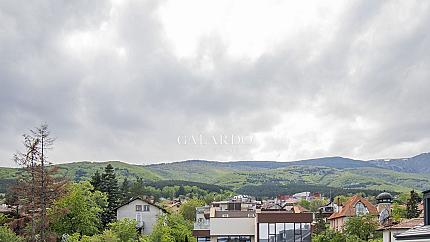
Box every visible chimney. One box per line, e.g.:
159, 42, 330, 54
424, 190, 430, 226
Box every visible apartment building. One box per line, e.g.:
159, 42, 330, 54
193, 197, 313, 242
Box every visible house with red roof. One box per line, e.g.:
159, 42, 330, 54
328, 195, 378, 231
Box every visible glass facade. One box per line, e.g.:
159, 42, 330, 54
197, 237, 211, 242
217, 236, 252, 242
258, 223, 311, 242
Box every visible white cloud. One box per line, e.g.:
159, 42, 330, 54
0, 0, 429, 166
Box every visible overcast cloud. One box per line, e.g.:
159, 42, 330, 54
1, 0, 430, 166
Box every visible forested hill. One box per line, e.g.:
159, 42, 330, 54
1, 152, 430, 195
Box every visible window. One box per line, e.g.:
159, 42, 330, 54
355, 202, 368, 215
259, 223, 268, 242
301, 223, 311, 242
276, 223, 285, 242
136, 205, 142, 211
197, 237, 210, 242
143, 205, 150, 212
294, 223, 301, 242
258, 222, 310, 242
136, 213, 143, 228
217, 236, 250, 242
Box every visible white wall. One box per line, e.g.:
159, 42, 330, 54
210, 217, 255, 236
116, 199, 163, 235
384, 228, 412, 242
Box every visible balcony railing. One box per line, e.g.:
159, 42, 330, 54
194, 221, 210, 230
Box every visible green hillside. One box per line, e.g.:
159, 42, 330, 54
2, 156, 430, 194
55, 161, 162, 181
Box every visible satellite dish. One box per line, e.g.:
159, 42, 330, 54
379, 208, 389, 225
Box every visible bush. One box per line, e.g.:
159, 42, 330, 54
0, 225, 24, 242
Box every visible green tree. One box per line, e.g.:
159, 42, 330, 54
90, 171, 102, 192
309, 199, 329, 212
298, 199, 311, 210
406, 190, 421, 219
50, 182, 107, 236
108, 218, 139, 242
344, 214, 380, 241
176, 186, 186, 197
0, 214, 8, 226
0, 225, 24, 242
334, 195, 350, 205
313, 229, 347, 242
314, 210, 327, 234
392, 203, 407, 222
179, 199, 205, 222
100, 164, 120, 227
149, 214, 195, 242
120, 178, 132, 203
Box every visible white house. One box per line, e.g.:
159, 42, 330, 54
116, 197, 166, 235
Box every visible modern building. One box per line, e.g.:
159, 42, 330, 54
327, 195, 378, 231
116, 197, 166, 235
193, 197, 313, 242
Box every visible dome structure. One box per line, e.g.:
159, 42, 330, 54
376, 192, 393, 203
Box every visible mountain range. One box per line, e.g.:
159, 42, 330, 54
1, 152, 429, 194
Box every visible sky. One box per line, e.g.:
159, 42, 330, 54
1, 0, 430, 166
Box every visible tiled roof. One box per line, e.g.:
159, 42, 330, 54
293, 205, 309, 213
395, 225, 430, 240
328, 195, 377, 220
379, 218, 424, 230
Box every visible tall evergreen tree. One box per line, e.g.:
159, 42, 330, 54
120, 178, 132, 203
100, 164, 120, 227
90, 171, 102, 192
406, 190, 421, 219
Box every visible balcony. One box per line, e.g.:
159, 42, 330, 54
194, 221, 210, 230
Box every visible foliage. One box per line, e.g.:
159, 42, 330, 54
343, 214, 381, 241
120, 178, 132, 203
391, 203, 407, 222
179, 199, 205, 222
64, 219, 138, 242
313, 229, 348, 242
406, 190, 421, 219
0, 225, 24, 242
90, 171, 102, 192
334, 195, 350, 205
313, 228, 376, 242
99, 164, 120, 227
50, 181, 107, 236
65, 230, 119, 242
108, 218, 139, 242
0, 214, 9, 226
148, 214, 195, 242
314, 210, 327, 234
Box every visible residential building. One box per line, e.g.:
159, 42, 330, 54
116, 197, 166, 235
193, 197, 313, 242
327, 195, 378, 231
379, 218, 423, 242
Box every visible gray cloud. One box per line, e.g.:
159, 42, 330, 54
1, 0, 430, 166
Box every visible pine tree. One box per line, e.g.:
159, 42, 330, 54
406, 190, 421, 219
100, 164, 120, 227
90, 171, 102, 192
120, 178, 132, 203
